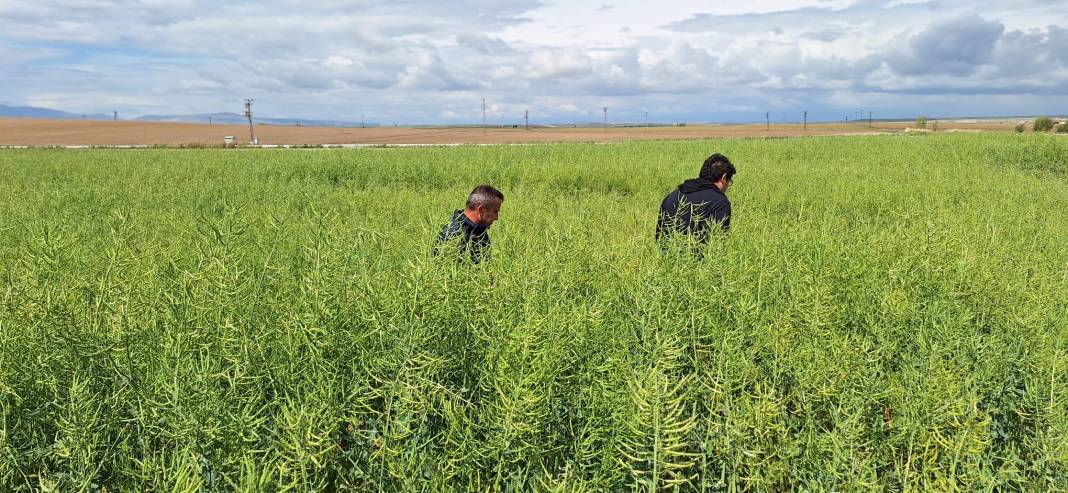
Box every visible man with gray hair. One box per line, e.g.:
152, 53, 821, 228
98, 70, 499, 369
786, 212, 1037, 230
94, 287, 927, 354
434, 184, 504, 264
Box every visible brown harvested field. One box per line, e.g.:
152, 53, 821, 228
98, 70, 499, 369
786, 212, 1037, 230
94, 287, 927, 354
0, 117, 1021, 146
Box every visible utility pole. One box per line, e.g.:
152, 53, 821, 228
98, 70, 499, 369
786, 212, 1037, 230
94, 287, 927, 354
645, 111, 649, 130
482, 98, 486, 135
765, 112, 770, 132
525, 110, 529, 130
243, 98, 256, 144
803, 110, 807, 131
361, 112, 365, 129
868, 111, 872, 128
603, 107, 608, 133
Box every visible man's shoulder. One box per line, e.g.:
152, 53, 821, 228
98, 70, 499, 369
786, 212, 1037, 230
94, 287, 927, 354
660, 188, 683, 206
437, 212, 466, 240
688, 188, 729, 204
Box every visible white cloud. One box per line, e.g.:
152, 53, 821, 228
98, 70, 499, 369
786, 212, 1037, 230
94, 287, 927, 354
527, 50, 595, 80
0, 0, 1065, 122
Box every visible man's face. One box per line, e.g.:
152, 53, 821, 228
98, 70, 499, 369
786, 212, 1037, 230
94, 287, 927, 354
475, 201, 501, 226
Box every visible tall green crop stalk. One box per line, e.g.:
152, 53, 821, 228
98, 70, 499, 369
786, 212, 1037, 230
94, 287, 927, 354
618, 332, 698, 491
0, 136, 1065, 489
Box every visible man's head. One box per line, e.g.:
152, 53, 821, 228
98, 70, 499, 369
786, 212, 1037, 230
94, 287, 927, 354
464, 184, 504, 227
699, 153, 736, 192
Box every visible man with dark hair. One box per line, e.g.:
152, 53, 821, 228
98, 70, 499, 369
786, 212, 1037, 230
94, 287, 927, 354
434, 184, 504, 264
656, 153, 735, 251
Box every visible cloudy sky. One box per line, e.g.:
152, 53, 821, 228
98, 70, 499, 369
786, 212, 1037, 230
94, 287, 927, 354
1, 0, 1066, 124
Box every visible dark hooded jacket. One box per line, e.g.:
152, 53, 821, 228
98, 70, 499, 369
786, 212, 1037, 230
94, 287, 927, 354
434, 209, 491, 263
655, 178, 731, 246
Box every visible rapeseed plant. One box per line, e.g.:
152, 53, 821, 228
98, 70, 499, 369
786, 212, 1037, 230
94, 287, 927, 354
1, 134, 1066, 490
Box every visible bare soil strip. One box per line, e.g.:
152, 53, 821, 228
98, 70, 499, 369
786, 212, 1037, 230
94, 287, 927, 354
0, 118, 1019, 146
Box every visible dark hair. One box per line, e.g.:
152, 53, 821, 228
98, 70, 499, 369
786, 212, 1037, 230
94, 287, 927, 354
699, 153, 735, 182
465, 184, 504, 210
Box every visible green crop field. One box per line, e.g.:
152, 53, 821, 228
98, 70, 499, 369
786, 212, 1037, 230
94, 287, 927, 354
2, 134, 1067, 491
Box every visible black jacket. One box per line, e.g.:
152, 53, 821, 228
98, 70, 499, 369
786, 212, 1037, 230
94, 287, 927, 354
434, 210, 491, 263
656, 178, 731, 245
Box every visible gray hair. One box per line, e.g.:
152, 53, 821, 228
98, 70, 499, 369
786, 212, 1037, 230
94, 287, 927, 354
465, 184, 504, 210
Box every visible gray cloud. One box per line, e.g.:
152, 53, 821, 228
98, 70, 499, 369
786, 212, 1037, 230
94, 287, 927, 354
397, 51, 483, 91
989, 29, 1049, 77
0, 1, 540, 54
660, 1, 938, 35
1049, 26, 1068, 65
801, 29, 846, 42
1, 0, 1066, 122
454, 33, 514, 55
0, 41, 64, 71
884, 16, 1004, 76
663, 7, 838, 33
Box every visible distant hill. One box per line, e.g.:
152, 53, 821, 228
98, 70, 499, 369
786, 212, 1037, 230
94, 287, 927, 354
0, 104, 374, 128
134, 112, 249, 125
0, 104, 109, 120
